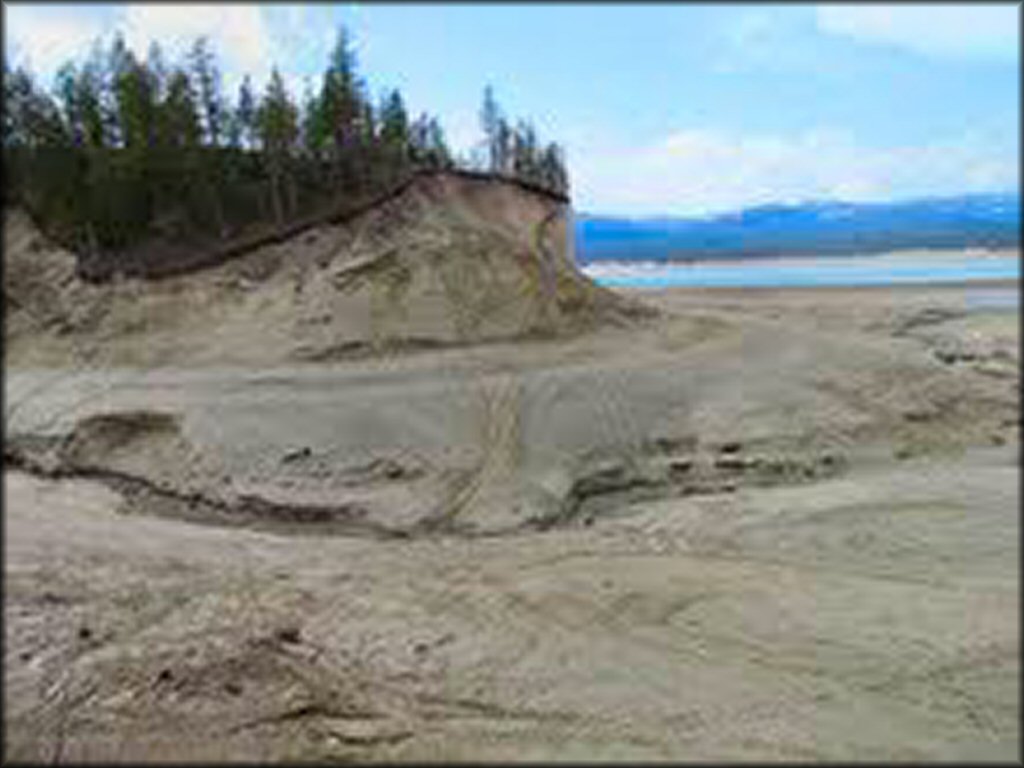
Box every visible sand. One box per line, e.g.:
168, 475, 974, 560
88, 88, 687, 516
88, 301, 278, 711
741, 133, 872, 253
5, 270, 1020, 760
3, 175, 639, 370
4, 185, 1020, 760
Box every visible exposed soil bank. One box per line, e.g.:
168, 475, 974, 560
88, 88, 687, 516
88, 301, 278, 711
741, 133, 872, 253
4, 173, 645, 369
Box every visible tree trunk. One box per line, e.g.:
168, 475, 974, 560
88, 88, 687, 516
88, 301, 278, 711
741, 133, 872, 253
269, 171, 284, 228
287, 174, 298, 219
208, 182, 226, 239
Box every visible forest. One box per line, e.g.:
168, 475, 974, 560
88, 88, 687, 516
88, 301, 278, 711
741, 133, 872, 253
2, 26, 569, 278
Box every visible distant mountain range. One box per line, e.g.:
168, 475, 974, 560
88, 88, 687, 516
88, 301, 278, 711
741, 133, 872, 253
575, 192, 1020, 263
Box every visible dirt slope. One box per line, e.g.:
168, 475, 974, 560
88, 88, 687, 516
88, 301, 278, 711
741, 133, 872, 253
4, 283, 1019, 761
6, 181, 1018, 759
4, 173, 645, 368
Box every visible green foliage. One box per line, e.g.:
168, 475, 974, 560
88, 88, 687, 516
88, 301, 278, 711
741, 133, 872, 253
160, 69, 201, 149
3, 27, 569, 272
410, 112, 451, 169
257, 68, 299, 224
4, 66, 66, 148
188, 37, 224, 147
480, 84, 501, 171
320, 26, 362, 161
476, 86, 568, 194
236, 75, 257, 149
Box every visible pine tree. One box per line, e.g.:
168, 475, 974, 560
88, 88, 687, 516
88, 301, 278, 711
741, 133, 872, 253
111, 48, 158, 238
5, 22, 570, 262
426, 117, 451, 168
188, 37, 228, 235
105, 33, 133, 148
3, 65, 76, 229
299, 80, 318, 158
157, 67, 202, 233
479, 84, 501, 172
4, 66, 66, 148
320, 25, 362, 179
188, 37, 224, 147
540, 142, 567, 195
257, 67, 299, 225
53, 61, 83, 146
379, 89, 408, 149
378, 88, 409, 179
495, 118, 512, 175
236, 75, 256, 150
360, 98, 376, 147
113, 51, 156, 151
146, 42, 167, 105
409, 113, 451, 169
160, 69, 201, 149
76, 47, 109, 150
513, 120, 538, 183
224, 100, 242, 149
409, 112, 428, 164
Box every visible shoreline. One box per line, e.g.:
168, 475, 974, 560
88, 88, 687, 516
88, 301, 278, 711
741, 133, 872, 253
579, 246, 1020, 267
582, 250, 1020, 292
617, 276, 1020, 296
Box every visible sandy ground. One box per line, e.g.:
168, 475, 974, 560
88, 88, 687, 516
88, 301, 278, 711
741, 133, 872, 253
3, 179, 637, 370
4, 280, 1020, 761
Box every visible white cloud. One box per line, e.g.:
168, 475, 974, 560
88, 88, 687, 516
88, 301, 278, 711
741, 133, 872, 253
120, 4, 273, 90
816, 5, 1019, 61
571, 127, 1018, 216
3, 3, 281, 91
3, 5, 109, 85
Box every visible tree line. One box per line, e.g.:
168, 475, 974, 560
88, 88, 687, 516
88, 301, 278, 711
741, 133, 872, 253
3, 26, 569, 263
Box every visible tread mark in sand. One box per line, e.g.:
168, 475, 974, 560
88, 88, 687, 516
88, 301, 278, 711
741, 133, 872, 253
442, 374, 522, 523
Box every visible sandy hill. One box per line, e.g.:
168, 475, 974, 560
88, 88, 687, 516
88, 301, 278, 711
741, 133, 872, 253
5, 171, 648, 367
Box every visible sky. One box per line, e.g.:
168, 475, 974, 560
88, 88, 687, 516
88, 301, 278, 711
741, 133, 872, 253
3, 3, 1020, 216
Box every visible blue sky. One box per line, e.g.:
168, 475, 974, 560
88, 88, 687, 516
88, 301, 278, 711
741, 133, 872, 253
4, 3, 1019, 215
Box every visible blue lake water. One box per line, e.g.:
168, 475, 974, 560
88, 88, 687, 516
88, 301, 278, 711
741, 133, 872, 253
583, 254, 1020, 290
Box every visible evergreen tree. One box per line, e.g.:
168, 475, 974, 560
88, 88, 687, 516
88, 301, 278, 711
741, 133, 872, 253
360, 96, 376, 147
223, 100, 242, 149
378, 88, 409, 179
379, 89, 408, 149
53, 61, 83, 146
300, 79, 321, 158
110, 47, 159, 237
426, 117, 451, 168
257, 67, 299, 225
160, 69, 201, 149
105, 33, 133, 147
4, 22, 569, 265
188, 37, 224, 147
513, 120, 538, 182
146, 41, 168, 103
409, 111, 428, 164
5, 66, 66, 148
76, 46, 109, 150
495, 118, 512, 175
409, 112, 450, 169
540, 142, 567, 195
112, 50, 155, 151
236, 75, 256, 150
3, 65, 76, 227
479, 84, 501, 172
320, 25, 362, 176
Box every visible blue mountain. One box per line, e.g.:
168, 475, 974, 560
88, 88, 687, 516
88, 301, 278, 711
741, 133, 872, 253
575, 192, 1020, 263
